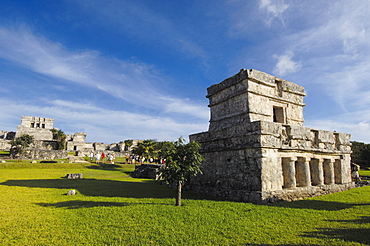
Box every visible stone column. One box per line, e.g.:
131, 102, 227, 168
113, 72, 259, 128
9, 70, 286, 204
317, 159, 324, 185
324, 159, 335, 185
282, 157, 296, 189
310, 158, 324, 186
334, 159, 342, 184
301, 157, 311, 187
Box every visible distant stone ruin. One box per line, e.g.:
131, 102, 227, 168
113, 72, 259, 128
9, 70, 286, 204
16, 116, 54, 140
0, 116, 141, 159
189, 69, 354, 204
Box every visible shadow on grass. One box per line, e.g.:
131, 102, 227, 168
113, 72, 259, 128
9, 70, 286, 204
37, 200, 168, 209
244, 217, 370, 246
272, 199, 370, 211
38, 200, 132, 209
327, 215, 370, 224
0, 178, 177, 199
298, 216, 370, 245
85, 163, 123, 171
302, 226, 370, 245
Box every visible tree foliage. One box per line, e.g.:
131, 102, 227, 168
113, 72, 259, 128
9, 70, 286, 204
351, 141, 370, 168
132, 139, 157, 159
155, 141, 175, 158
10, 134, 34, 159
51, 129, 67, 150
159, 138, 204, 206
123, 139, 133, 151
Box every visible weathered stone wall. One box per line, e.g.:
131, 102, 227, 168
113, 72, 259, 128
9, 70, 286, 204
190, 120, 352, 203
19, 116, 54, 129
93, 142, 109, 151
0, 131, 16, 140
21, 149, 68, 160
0, 140, 11, 151
32, 140, 59, 150
207, 69, 305, 132
16, 116, 54, 140
0, 131, 15, 150
16, 126, 53, 141
66, 132, 90, 151
189, 68, 353, 204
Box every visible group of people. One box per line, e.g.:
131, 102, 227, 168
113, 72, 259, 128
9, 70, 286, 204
90, 151, 115, 164
126, 155, 166, 164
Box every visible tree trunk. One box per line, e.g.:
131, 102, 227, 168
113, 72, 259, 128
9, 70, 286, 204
176, 180, 182, 206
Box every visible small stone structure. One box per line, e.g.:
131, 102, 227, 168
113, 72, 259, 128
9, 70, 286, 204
132, 164, 164, 180
189, 69, 354, 204
66, 132, 91, 152
65, 173, 83, 179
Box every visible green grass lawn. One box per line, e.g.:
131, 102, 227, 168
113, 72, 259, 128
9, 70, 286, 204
0, 162, 369, 245
360, 168, 370, 180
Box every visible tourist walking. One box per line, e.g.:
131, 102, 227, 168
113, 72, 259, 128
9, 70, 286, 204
95, 153, 100, 164
101, 152, 106, 164
90, 151, 94, 162
108, 153, 115, 164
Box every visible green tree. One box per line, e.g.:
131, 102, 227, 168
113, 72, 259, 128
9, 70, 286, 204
155, 141, 175, 158
51, 129, 67, 150
159, 138, 204, 206
123, 139, 133, 151
10, 134, 34, 159
351, 141, 370, 168
132, 139, 156, 161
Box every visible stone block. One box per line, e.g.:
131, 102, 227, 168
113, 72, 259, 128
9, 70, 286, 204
65, 173, 83, 179
66, 190, 76, 195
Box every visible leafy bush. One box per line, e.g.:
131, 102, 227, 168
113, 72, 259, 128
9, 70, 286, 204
351, 141, 370, 168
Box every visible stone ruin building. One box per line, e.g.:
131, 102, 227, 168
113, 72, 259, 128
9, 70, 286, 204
0, 116, 139, 159
189, 69, 354, 204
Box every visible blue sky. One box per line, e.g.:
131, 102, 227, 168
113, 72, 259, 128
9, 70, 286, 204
1, 0, 370, 144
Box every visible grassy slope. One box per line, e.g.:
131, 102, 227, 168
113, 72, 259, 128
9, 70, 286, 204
0, 162, 369, 245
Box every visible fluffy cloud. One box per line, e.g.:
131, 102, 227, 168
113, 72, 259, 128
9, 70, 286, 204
0, 26, 208, 120
273, 51, 301, 76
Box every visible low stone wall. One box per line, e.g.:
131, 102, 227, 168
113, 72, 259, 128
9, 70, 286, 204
21, 149, 68, 160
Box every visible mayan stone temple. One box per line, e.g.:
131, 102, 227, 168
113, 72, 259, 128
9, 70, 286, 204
189, 69, 354, 204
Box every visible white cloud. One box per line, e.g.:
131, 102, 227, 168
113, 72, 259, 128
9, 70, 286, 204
160, 97, 209, 120
0, 26, 207, 120
273, 51, 301, 76
259, 0, 289, 26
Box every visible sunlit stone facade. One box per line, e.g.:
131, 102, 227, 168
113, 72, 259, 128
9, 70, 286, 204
189, 69, 354, 204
